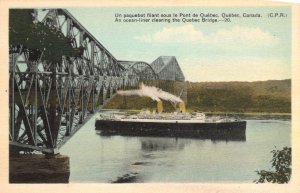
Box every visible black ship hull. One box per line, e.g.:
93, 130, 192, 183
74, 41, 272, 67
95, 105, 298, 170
95, 120, 247, 141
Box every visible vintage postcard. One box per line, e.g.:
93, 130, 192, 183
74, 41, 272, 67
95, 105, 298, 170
1, 0, 300, 193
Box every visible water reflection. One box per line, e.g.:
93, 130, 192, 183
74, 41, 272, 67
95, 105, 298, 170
60, 117, 290, 183
140, 137, 189, 151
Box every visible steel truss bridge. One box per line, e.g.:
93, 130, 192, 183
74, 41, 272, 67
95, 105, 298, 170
9, 9, 159, 154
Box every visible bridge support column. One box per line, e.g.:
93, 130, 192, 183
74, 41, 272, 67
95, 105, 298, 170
9, 154, 70, 183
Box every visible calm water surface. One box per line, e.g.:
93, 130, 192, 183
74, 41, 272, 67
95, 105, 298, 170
60, 111, 291, 183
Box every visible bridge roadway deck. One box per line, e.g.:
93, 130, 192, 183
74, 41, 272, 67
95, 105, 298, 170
57, 93, 117, 149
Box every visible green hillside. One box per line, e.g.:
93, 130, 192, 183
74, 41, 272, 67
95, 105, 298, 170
104, 79, 291, 113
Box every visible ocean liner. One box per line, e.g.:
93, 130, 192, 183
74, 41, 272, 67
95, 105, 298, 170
95, 101, 246, 140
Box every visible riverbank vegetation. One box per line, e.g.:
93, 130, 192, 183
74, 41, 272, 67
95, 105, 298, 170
10, 9, 80, 63
255, 147, 291, 183
105, 79, 291, 114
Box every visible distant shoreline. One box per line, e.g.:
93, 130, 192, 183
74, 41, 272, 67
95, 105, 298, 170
204, 112, 291, 121
104, 79, 291, 114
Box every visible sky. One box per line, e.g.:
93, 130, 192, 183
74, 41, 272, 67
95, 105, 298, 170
65, 7, 291, 82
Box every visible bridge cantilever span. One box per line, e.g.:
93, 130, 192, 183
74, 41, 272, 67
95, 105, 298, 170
9, 9, 186, 155
119, 61, 159, 88
9, 9, 158, 154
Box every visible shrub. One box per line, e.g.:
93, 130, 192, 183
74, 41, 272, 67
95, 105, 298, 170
255, 147, 291, 183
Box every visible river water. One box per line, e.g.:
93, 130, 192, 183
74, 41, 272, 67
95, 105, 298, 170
60, 111, 291, 183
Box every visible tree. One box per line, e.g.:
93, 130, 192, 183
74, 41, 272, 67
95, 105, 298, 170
255, 147, 291, 183
9, 9, 81, 63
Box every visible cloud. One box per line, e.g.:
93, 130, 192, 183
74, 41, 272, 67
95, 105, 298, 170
211, 26, 279, 47
134, 35, 153, 43
181, 57, 290, 82
153, 24, 206, 43
133, 24, 287, 82
135, 24, 205, 44
134, 25, 279, 47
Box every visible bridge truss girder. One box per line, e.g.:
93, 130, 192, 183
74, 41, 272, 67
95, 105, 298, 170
9, 9, 131, 154
121, 61, 158, 89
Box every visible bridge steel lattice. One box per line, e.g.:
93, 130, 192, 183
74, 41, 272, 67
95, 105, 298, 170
119, 61, 159, 88
9, 9, 158, 154
150, 56, 187, 103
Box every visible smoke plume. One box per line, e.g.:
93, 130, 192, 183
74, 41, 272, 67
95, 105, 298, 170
117, 83, 183, 103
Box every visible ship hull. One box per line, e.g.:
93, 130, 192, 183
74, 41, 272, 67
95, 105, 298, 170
95, 120, 246, 141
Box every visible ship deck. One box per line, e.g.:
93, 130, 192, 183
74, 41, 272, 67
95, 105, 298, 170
105, 118, 231, 123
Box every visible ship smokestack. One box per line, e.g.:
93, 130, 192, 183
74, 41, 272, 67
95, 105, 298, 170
157, 101, 163, 113
179, 102, 186, 113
